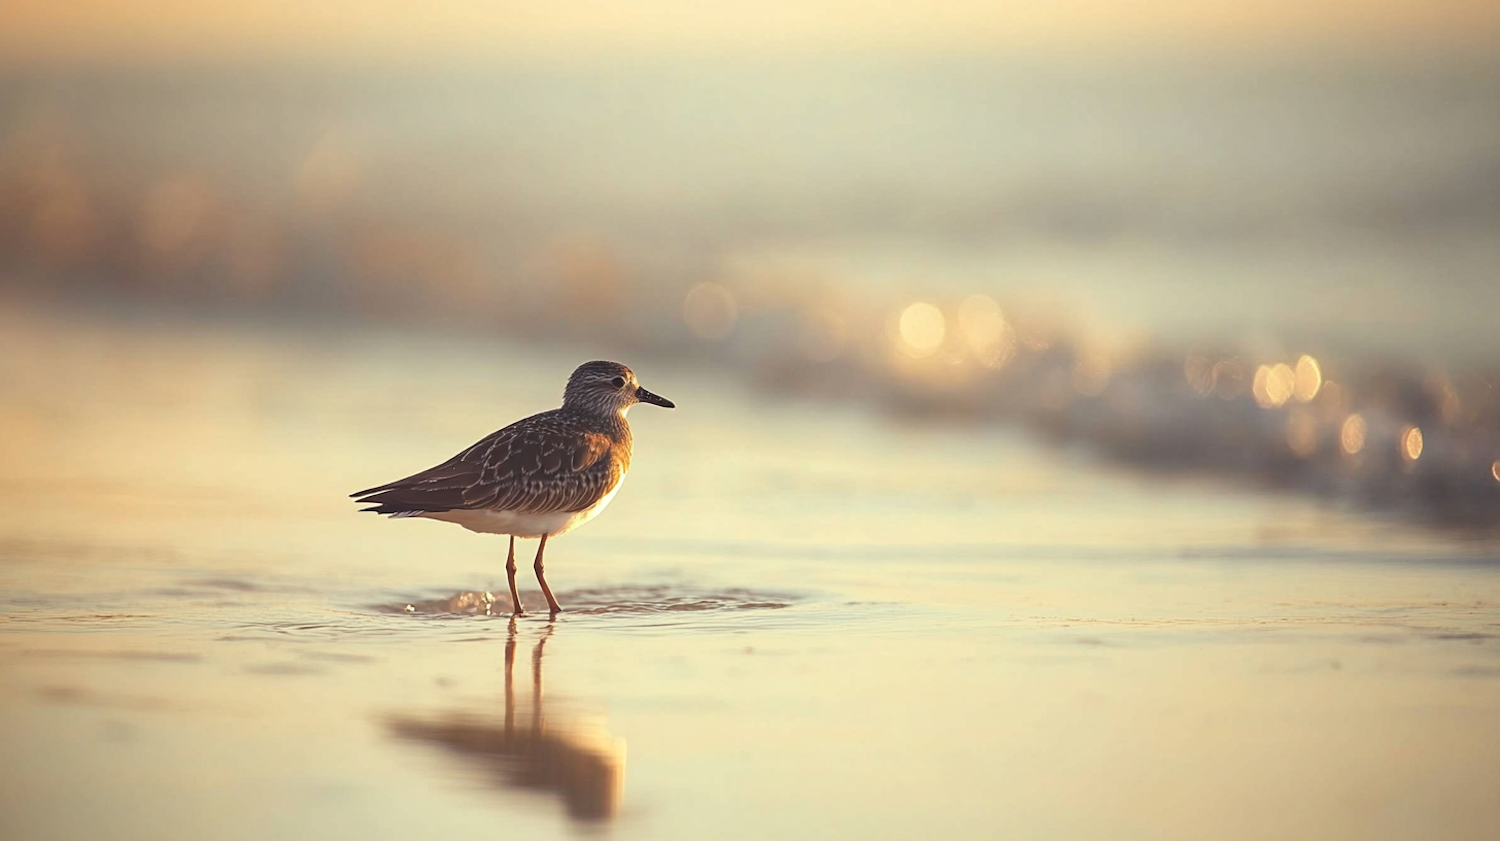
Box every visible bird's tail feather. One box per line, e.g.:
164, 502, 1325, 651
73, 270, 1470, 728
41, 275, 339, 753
359, 503, 446, 517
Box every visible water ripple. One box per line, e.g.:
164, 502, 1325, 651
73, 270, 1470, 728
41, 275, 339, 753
371, 585, 799, 620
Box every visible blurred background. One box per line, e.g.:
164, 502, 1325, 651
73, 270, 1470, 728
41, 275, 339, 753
4, 5, 1500, 841
4, 1, 1500, 527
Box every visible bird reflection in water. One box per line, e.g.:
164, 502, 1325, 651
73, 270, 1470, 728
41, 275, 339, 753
386, 621, 626, 822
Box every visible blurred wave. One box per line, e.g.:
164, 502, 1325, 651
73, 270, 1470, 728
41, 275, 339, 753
3, 56, 1499, 531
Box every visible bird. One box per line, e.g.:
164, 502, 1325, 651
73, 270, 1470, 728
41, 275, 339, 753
351, 361, 675, 615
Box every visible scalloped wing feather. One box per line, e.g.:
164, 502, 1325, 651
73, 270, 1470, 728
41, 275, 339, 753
352, 410, 625, 516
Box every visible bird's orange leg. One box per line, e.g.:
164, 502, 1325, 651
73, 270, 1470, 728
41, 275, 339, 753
533, 534, 562, 614
505, 536, 525, 615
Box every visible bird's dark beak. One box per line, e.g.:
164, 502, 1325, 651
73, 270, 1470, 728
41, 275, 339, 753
635, 385, 675, 409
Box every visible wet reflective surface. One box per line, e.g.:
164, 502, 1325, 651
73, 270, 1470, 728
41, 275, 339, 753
387, 621, 627, 822
3, 306, 1500, 841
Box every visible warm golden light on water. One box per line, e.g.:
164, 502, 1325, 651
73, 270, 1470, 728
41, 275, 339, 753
683, 282, 738, 340
1341, 414, 1366, 455
897, 302, 946, 357
5, 306, 1500, 841
1294, 355, 1322, 402
1401, 425, 1423, 461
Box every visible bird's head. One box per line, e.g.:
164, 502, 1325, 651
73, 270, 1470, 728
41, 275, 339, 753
562, 361, 675, 417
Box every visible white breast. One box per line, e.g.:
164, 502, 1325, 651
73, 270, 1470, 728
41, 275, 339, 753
421, 475, 626, 539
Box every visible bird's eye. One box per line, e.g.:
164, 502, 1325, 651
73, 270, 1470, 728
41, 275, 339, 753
611, 376, 626, 388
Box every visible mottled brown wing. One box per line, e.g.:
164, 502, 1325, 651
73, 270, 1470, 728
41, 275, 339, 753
352, 412, 616, 515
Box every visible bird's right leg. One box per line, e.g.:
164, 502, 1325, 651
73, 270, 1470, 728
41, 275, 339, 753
533, 535, 562, 615
505, 536, 525, 615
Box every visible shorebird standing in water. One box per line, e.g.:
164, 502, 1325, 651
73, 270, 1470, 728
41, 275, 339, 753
352, 361, 675, 615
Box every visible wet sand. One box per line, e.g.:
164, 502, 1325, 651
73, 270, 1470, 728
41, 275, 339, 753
2, 307, 1499, 840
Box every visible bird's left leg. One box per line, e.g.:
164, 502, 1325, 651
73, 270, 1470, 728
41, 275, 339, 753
532, 534, 562, 614
505, 536, 525, 615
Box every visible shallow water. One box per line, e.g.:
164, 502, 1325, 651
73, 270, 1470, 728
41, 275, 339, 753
3, 305, 1500, 841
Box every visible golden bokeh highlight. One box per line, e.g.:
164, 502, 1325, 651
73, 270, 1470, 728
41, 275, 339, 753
1340, 414, 1366, 455
1400, 425, 1423, 461
1492, 460, 1500, 483
1293, 355, 1322, 402
1252, 362, 1296, 408
1269, 363, 1296, 406
683, 282, 738, 340
957, 295, 1015, 370
1184, 355, 1214, 396
897, 302, 946, 357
